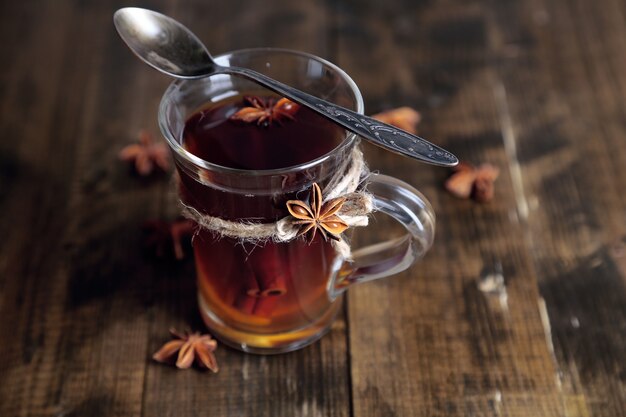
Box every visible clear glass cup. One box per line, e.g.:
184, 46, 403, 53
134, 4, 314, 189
159, 48, 435, 354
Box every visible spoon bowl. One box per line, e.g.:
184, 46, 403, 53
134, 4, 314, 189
114, 7, 215, 78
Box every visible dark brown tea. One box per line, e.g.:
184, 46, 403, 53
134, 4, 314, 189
182, 94, 345, 170
178, 94, 347, 349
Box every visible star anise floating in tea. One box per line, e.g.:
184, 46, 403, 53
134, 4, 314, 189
286, 183, 348, 242
372, 106, 421, 134
445, 162, 500, 203
230, 95, 300, 127
152, 328, 219, 372
119, 130, 171, 175
143, 218, 196, 260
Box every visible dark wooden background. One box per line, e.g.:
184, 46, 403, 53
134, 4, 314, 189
1, 0, 625, 416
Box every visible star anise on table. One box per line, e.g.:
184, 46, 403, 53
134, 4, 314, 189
118, 130, 171, 176
143, 218, 196, 260
372, 106, 421, 134
445, 162, 500, 203
152, 328, 218, 372
286, 183, 348, 242
230, 95, 300, 126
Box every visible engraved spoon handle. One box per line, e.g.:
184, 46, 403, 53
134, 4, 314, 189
222, 66, 458, 167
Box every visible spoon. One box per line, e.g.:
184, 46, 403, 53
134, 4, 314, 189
113, 7, 458, 167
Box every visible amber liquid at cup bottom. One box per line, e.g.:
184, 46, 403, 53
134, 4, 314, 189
179, 94, 347, 352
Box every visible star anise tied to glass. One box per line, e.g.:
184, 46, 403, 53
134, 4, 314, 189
152, 328, 218, 372
230, 95, 299, 126
287, 183, 349, 242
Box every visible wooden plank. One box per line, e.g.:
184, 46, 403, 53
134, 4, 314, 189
488, 0, 626, 415
0, 0, 171, 415
0, 1, 92, 415
334, 0, 570, 415
138, 2, 352, 417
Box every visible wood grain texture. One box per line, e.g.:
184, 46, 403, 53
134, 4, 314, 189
488, 0, 626, 415
0, 0, 169, 415
335, 0, 624, 416
0, 0, 624, 416
339, 2, 562, 416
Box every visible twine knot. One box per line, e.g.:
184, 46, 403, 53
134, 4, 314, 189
181, 147, 372, 259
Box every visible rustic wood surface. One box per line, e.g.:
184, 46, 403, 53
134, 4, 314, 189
0, 0, 624, 416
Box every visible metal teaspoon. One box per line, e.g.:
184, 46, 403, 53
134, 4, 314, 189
113, 7, 458, 167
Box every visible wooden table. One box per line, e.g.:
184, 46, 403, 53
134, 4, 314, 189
1, 0, 624, 416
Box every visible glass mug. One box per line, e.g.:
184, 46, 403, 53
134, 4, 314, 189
159, 48, 435, 354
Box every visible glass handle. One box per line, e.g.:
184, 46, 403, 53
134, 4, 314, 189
330, 174, 435, 298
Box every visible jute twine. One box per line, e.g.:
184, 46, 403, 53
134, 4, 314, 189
181, 147, 373, 259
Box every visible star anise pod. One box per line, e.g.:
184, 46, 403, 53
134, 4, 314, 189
152, 328, 218, 372
445, 162, 500, 203
372, 107, 421, 134
230, 96, 299, 126
143, 218, 196, 260
119, 130, 171, 175
286, 183, 348, 242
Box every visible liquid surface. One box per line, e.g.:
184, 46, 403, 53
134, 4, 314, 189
182, 94, 346, 170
